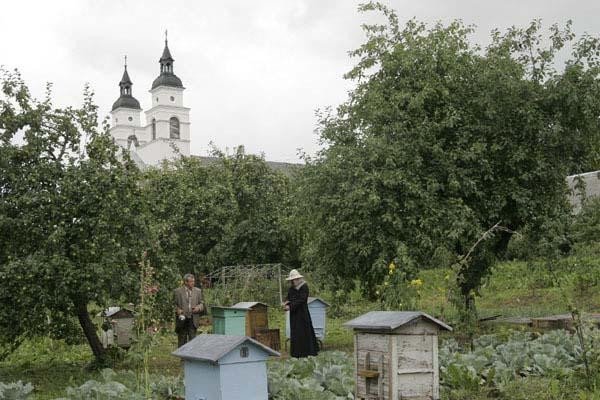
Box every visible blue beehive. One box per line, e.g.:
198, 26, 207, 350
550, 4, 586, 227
286, 297, 330, 340
172, 334, 280, 400
211, 306, 247, 336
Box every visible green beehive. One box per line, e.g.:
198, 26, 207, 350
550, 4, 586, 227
211, 306, 247, 335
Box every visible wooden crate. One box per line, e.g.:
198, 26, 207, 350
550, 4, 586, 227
256, 328, 281, 352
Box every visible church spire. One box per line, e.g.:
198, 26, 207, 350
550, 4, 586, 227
119, 56, 133, 95
152, 31, 184, 90
112, 56, 141, 111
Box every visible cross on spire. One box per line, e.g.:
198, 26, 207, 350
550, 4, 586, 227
165, 29, 168, 45
124, 55, 127, 69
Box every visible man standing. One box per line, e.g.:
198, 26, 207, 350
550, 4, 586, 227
174, 273, 205, 348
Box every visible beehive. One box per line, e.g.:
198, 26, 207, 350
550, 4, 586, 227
99, 307, 135, 348
344, 311, 451, 400
231, 302, 269, 338
211, 306, 247, 336
231, 302, 280, 351
285, 297, 330, 340
172, 334, 280, 400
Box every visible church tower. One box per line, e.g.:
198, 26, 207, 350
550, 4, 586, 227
109, 58, 143, 149
144, 34, 190, 157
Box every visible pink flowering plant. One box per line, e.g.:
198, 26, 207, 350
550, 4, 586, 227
124, 251, 162, 396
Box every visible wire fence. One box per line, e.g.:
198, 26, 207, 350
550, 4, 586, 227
202, 263, 287, 308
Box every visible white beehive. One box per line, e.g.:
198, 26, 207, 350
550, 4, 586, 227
344, 311, 452, 400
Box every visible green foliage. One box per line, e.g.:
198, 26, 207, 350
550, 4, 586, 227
144, 146, 300, 277
298, 4, 600, 309
571, 198, 600, 256
2, 337, 90, 369
507, 197, 600, 261
268, 351, 354, 400
440, 329, 600, 393
376, 249, 422, 310
57, 369, 183, 400
0, 68, 151, 360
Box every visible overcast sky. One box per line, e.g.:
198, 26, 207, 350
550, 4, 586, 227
1, 1, 599, 162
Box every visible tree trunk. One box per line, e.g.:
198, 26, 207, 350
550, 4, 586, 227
74, 300, 105, 361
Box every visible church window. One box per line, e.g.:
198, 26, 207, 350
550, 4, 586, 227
128, 116, 133, 122
152, 119, 156, 140
170, 117, 180, 139
170, 96, 175, 102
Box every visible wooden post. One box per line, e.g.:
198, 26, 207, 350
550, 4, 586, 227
277, 264, 283, 305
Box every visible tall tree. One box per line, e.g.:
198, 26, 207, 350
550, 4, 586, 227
299, 4, 600, 312
0, 69, 147, 361
144, 146, 300, 276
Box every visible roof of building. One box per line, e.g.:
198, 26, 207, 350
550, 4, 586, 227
151, 73, 184, 90
120, 67, 132, 85
232, 302, 269, 309
160, 41, 174, 62
307, 297, 330, 307
98, 307, 134, 318
127, 148, 146, 168
172, 334, 280, 362
112, 95, 141, 111
152, 39, 183, 90
344, 311, 452, 332
112, 64, 141, 111
192, 155, 302, 175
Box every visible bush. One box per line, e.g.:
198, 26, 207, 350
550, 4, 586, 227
571, 198, 600, 257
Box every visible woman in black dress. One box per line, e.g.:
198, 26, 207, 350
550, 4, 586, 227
283, 269, 319, 358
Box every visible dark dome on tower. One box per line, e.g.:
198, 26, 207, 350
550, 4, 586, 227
151, 74, 183, 90
151, 38, 184, 90
112, 62, 141, 111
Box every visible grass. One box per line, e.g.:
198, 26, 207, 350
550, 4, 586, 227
1, 256, 600, 398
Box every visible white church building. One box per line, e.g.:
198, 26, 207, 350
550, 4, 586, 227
109, 37, 296, 173
108, 39, 192, 167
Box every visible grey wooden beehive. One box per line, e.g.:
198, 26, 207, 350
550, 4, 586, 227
344, 311, 451, 400
172, 334, 280, 400
100, 307, 135, 348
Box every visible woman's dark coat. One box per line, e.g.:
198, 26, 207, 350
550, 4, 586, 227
286, 283, 319, 358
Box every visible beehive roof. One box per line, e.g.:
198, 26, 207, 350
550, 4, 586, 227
344, 311, 452, 332
98, 307, 134, 318
231, 302, 269, 309
307, 297, 330, 307
172, 334, 280, 363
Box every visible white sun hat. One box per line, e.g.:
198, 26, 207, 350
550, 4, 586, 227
285, 269, 304, 281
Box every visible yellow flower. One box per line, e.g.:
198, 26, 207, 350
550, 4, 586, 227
388, 262, 396, 271
389, 269, 394, 275
375, 290, 380, 296
383, 281, 389, 287
410, 278, 423, 286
